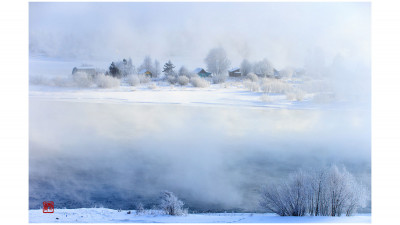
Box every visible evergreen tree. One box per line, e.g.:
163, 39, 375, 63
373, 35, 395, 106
162, 60, 176, 77
109, 62, 121, 77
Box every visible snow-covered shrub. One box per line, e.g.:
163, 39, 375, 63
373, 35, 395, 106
190, 76, 210, 88
177, 76, 189, 86
135, 203, 145, 215
126, 75, 140, 86
244, 80, 259, 92
286, 89, 306, 101
260, 94, 272, 102
259, 165, 368, 217
159, 191, 186, 216
95, 74, 120, 88
212, 73, 227, 84
246, 72, 258, 82
138, 74, 151, 84
147, 83, 157, 89
260, 78, 291, 94
167, 75, 177, 84
72, 72, 93, 87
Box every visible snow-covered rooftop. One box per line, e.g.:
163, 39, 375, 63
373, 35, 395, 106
228, 67, 240, 72
193, 68, 204, 73
138, 69, 149, 74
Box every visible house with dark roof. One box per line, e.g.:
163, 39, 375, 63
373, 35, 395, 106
193, 68, 211, 77
228, 67, 241, 77
72, 66, 97, 77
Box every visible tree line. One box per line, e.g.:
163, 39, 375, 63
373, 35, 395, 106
105, 47, 279, 80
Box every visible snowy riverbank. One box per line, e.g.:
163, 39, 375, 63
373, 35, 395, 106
29, 208, 371, 223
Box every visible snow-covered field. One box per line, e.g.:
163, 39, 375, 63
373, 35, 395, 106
30, 83, 314, 109
29, 208, 371, 223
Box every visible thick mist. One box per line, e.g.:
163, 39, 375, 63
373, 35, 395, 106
29, 100, 370, 212
29, 2, 370, 69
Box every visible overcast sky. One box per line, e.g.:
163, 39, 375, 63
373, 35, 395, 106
29, 2, 370, 69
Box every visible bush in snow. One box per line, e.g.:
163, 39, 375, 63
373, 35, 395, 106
259, 165, 368, 217
138, 74, 151, 84
246, 73, 259, 82
126, 74, 140, 86
135, 202, 145, 215
72, 72, 93, 87
212, 73, 227, 84
260, 78, 291, 94
147, 83, 157, 89
167, 75, 177, 84
95, 74, 120, 88
190, 76, 210, 88
244, 80, 260, 92
177, 76, 189, 86
159, 191, 187, 216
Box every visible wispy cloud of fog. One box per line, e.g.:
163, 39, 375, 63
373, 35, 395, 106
29, 2, 370, 70
29, 100, 370, 211
29, 2, 371, 212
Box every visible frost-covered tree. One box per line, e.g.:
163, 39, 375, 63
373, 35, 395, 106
178, 66, 189, 76
260, 165, 368, 217
177, 76, 189, 86
108, 58, 135, 78
119, 58, 135, 76
253, 59, 273, 77
159, 191, 186, 216
138, 56, 154, 74
204, 47, 231, 76
240, 59, 252, 77
109, 62, 121, 78
162, 60, 176, 77
153, 60, 161, 78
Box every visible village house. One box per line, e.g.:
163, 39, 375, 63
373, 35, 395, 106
193, 68, 212, 77
72, 66, 97, 77
228, 67, 241, 77
138, 69, 153, 77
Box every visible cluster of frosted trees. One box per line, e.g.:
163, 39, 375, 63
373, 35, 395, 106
259, 165, 368, 217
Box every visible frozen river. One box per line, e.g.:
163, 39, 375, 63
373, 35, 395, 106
29, 99, 370, 212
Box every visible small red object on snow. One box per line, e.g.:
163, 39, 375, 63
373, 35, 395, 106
43, 201, 54, 213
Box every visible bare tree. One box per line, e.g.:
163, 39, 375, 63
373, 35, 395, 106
178, 66, 189, 76
240, 59, 252, 77
159, 190, 186, 216
253, 59, 273, 77
153, 60, 161, 78
260, 165, 368, 217
138, 56, 154, 75
204, 47, 231, 76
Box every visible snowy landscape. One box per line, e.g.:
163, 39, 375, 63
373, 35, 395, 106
29, 2, 371, 223
29, 208, 371, 223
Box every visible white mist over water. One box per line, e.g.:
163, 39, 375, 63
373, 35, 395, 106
29, 100, 370, 212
